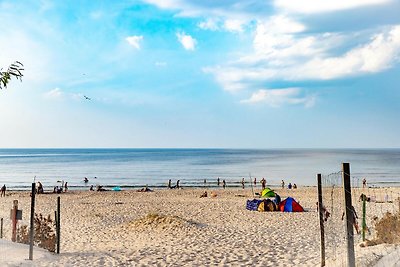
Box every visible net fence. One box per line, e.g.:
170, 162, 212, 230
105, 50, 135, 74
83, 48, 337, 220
320, 170, 400, 266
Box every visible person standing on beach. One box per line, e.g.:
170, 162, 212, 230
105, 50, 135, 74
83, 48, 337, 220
281, 180, 285, 189
222, 179, 226, 189
260, 178, 266, 190
254, 177, 257, 186
1, 184, 6, 197
217, 177, 220, 186
241, 178, 245, 189
362, 178, 367, 188
168, 179, 172, 189
64, 182, 68, 192
176, 180, 180, 189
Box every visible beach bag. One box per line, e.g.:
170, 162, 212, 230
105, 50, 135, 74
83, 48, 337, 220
246, 199, 262, 211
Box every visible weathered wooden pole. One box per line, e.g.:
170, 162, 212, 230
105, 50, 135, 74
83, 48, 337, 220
29, 182, 36, 260
0, 218, 3, 238
56, 196, 61, 254
11, 200, 18, 242
342, 163, 355, 267
317, 173, 326, 267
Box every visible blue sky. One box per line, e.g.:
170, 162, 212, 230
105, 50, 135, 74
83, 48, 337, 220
0, 0, 399, 148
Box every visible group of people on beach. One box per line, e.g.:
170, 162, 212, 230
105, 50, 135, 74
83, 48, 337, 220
168, 179, 180, 189
200, 177, 298, 190
31, 180, 68, 194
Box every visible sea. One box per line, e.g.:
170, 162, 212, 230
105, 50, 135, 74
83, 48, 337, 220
0, 148, 399, 191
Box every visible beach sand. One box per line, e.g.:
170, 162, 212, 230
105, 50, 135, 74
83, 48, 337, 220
0, 187, 399, 266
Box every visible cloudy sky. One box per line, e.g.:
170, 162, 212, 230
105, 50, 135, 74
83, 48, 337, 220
0, 0, 399, 148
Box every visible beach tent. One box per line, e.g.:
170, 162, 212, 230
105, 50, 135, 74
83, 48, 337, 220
278, 197, 304, 212
258, 199, 277, 212
261, 188, 275, 197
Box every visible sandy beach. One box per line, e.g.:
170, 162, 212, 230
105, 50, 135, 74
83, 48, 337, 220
0, 187, 399, 266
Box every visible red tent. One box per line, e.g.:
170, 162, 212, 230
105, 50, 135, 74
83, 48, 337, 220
278, 197, 304, 212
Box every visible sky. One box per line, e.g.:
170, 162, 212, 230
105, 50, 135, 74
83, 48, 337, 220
0, 0, 399, 148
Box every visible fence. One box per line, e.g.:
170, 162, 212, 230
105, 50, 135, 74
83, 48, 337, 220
318, 163, 400, 266
0, 186, 61, 263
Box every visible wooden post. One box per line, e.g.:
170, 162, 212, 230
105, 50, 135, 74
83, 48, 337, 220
56, 196, 60, 254
362, 196, 366, 241
1, 218, 3, 238
11, 200, 18, 242
342, 163, 355, 267
317, 174, 326, 267
29, 182, 35, 260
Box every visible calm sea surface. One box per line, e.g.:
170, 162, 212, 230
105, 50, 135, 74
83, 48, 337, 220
0, 148, 399, 190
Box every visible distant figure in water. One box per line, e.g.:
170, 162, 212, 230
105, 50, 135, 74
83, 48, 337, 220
204, 179, 207, 184
217, 177, 220, 186
254, 177, 257, 186
176, 180, 180, 189
96, 185, 106, 191
89, 185, 94, 191
168, 179, 172, 189
241, 177, 245, 189
222, 180, 226, 189
84, 177, 89, 183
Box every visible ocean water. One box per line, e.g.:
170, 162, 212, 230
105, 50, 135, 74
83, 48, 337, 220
0, 148, 399, 190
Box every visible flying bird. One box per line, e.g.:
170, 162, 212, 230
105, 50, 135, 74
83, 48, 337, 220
84, 95, 91, 100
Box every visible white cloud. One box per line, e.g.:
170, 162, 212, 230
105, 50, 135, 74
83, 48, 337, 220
198, 18, 220, 31
44, 88, 64, 99
176, 32, 197, 50
241, 88, 316, 107
43, 88, 87, 101
274, 0, 392, 14
207, 25, 400, 91
224, 19, 245, 33
143, 0, 270, 34
126, 35, 143, 50
295, 25, 400, 79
